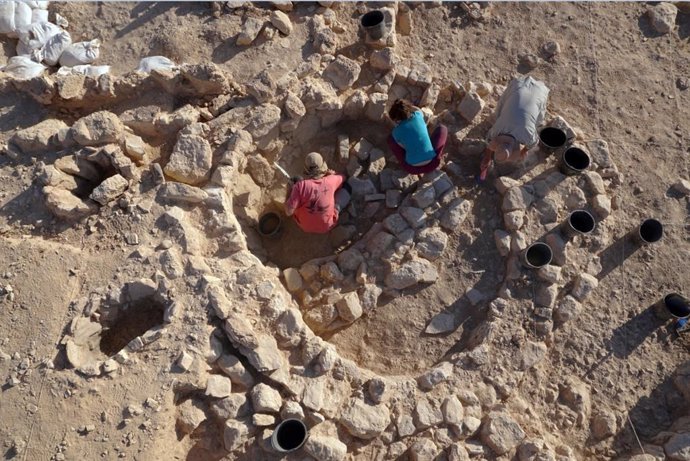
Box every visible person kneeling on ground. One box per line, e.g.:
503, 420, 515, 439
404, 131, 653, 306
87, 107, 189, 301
479, 76, 550, 181
284, 152, 351, 234
387, 99, 448, 175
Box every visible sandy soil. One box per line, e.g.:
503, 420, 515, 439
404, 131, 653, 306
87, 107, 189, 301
0, 2, 689, 460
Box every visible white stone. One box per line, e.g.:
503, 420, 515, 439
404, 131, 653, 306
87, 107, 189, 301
270, 10, 292, 35
237, 17, 264, 45
340, 399, 390, 439
164, 135, 212, 185
458, 91, 484, 121
592, 194, 611, 218
336, 292, 363, 323
494, 230, 512, 256
441, 198, 471, 231
205, 375, 233, 398
385, 259, 439, 289
251, 383, 282, 413
323, 55, 361, 91
418, 362, 453, 390
571, 273, 598, 301
218, 353, 254, 388
304, 435, 347, 461
414, 398, 443, 429
481, 412, 526, 455
90, 174, 128, 205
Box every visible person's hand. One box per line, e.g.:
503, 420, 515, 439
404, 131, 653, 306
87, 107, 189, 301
326, 169, 335, 176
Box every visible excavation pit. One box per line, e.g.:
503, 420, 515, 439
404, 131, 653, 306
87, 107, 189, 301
99, 297, 165, 356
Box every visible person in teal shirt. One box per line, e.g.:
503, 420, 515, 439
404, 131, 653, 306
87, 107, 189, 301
387, 99, 448, 175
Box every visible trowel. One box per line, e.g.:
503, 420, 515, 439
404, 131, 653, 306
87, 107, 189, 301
273, 162, 291, 181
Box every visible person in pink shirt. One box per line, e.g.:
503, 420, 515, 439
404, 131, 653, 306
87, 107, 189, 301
284, 152, 351, 234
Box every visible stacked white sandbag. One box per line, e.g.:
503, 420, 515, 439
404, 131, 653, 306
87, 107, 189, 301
57, 64, 110, 78
0, 55, 46, 79
59, 38, 100, 67
136, 56, 177, 73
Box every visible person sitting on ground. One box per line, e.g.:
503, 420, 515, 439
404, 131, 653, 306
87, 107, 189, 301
479, 76, 550, 181
387, 99, 449, 175
284, 152, 351, 234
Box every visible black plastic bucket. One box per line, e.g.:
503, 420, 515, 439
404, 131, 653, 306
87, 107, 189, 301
258, 212, 282, 238
539, 127, 568, 151
637, 218, 663, 244
522, 242, 553, 269
271, 419, 308, 453
559, 147, 590, 175
361, 10, 386, 40
563, 210, 596, 238
654, 293, 690, 320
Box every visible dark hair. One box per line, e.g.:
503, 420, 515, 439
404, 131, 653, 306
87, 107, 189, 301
389, 99, 415, 123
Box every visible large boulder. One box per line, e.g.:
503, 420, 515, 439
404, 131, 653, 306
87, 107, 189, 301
9, 119, 68, 154
323, 55, 362, 91
481, 412, 526, 455
71, 111, 124, 146
304, 435, 347, 461
43, 186, 97, 220
164, 135, 212, 185
340, 399, 390, 439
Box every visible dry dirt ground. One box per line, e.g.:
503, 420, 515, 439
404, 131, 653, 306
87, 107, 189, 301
0, 2, 689, 461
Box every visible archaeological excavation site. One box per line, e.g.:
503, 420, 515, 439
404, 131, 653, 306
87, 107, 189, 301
1, 1, 690, 460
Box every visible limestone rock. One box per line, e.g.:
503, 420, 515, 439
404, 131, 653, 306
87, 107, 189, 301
304, 435, 347, 461
442, 395, 464, 429
554, 295, 581, 324
370, 48, 398, 71
416, 227, 448, 260
591, 411, 617, 440
237, 17, 264, 45
414, 397, 443, 429
418, 362, 453, 390
177, 399, 206, 435
481, 412, 526, 455
340, 399, 390, 439
158, 182, 208, 204
648, 3, 678, 34
448, 443, 471, 461
223, 419, 249, 451
400, 206, 427, 229
365, 92, 388, 121
218, 353, 254, 388
246, 70, 277, 104
664, 433, 690, 460
385, 259, 439, 289
425, 312, 455, 335
494, 230, 511, 256
71, 111, 124, 146
250, 383, 282, 413
44, 186, 98, 220
673, 179, 690, 196
502, 187, 533, 212
410, 439, 439, 461
520, 341, 547, 370
10, 119, 67, 154
90, 174, 128, 205
592, 194, 611, 218
205, 375, 233, 398
571, 273, 598, 301
336, 292, 363, 322
584, 171, 606, 195
282, 268, 303, 292
164, 135, 213, 185
458, 91, 484, 121
586, 139, 611, 167
504, 210, 524, 231
270, 10, 292, 35
441, 198, 471, 231
323, 55, 361, 91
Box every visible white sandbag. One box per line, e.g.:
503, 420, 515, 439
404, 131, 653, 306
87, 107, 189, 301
0, 55, 46, 79
21, 1, 40, 8
17, 20, 60, 46
136, 56, 176, 73
58, 38, 100, 67
31, 7, 47, 23
57, 64, 110, 78
13, 1, 31, 33
54, 13, 67, 28
0, 1, 16, 35
42, 29, 70, 66
34, 1, 49, 9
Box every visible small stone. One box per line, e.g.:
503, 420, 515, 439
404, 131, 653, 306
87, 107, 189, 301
571, 273, 598, 301
385, 190, 401, 208
304, 435, 347, 461
282, 268, 303, 292
367, 377, 386, 404
336, 292, 363, 323
592, 194, 611, 218
591, 411, 617, 440
494, 230, 511, 257
465, 288, 485, 306
520, 341, 547, 370
90, 175, 129, 206
223, 419, 249, 451
458, 91, 484, 121
385, 259, 438, 290
537, 265, 561, 284
323, 55, 361, 91
237, 17, 264, 45
270, 10, 292, 35
252, 413, 276, 426
410, 439, 439, 461
555, 295, 581, 324
177, 399, 206, 435
339, 399, 390, 439
425, 312, 455, 335
418, 362, 453, 391
414, 398, 443, 429
218, 353, 254, 388
504, 210, 524, 231
672, 179, 690, 196
502, 186, 533, 212
518, 52, 540, 70
541, 40, 560, 58
647, 3, 678, 34
205, 375, 233, 398
71, 111, 124, 146
441, 198, 471, 231
251, 383, 282, 413
370, 48, 398, 71
481, 412, 526, 455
